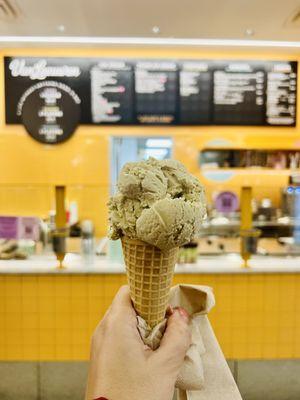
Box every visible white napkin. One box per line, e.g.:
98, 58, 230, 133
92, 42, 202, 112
137, 284, 242, 400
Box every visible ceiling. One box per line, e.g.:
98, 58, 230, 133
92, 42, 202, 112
1, 0, 300, 43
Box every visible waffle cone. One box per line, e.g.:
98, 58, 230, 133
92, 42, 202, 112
121, 236, 178, 328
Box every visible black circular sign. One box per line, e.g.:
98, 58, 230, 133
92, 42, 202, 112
20, 81, 81, 144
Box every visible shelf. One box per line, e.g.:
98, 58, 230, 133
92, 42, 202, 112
200, 168, 292, 174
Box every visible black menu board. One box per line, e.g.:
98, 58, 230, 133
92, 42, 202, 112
90, 60, 134, 124
4, 57, 92, 124
179, 61, 212, 124
266, 62, 297, 126
135, 61, 178, 124
213, 62, 266, 125
4, 56, 298, 129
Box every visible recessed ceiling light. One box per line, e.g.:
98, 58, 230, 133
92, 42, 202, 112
245, 28, 254, 37
57, 25, 65, 33
152, 26, 160, 34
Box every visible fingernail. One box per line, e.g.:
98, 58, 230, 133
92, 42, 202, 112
174, 307, 189, 322
166, 305, 174, 317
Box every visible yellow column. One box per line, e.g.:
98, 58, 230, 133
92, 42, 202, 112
54, 186, 67, 268
241, 186, 252, 230
55, 186, 66, 229
240, 186, 252, 268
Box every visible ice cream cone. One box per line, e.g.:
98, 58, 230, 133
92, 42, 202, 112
121, 236, 178, 328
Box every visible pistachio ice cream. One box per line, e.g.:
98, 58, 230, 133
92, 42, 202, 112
108, 158, 206, 250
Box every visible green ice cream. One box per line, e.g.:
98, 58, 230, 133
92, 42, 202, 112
108, 158, 206, 250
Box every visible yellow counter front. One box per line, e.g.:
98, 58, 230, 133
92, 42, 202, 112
0, 254, 299, 361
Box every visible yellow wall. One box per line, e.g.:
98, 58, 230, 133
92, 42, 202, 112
1, 47, 300, 234
1, 272, 299, 360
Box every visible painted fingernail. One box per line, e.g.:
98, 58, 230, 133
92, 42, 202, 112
174, 307, 189, 321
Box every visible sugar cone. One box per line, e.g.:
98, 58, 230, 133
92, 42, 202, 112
121, 236, 178, 328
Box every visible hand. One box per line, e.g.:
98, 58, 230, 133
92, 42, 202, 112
85, 285, 191, 400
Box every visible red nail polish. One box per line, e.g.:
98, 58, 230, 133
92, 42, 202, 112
177, 307, 189, 320
94, 397, 109, 400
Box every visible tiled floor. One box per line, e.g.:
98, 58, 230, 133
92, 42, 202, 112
238, 360, 300, 400
0, 362, 39, 400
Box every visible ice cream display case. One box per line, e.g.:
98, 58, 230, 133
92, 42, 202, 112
196, 146, 300, 257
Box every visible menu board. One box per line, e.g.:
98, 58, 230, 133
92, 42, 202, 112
266, 62, 297, 126
4, 57, 298, 132
4, 57, 91, 125
179, 61, 212, 124
91, 60, 134, 124
135, 61, 178, 124
213, 62, 266, 125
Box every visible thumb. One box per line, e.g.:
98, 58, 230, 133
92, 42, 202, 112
156, 307, 192, 370
111, 285, 136, 317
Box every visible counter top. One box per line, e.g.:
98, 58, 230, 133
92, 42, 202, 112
1, 253, 300, 274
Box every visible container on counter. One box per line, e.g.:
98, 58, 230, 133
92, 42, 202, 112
81, 220, 95, 263
178, 242, 198, 264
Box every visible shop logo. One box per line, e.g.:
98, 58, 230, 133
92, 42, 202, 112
16, 80, 81, 116
9, 59, 81, 80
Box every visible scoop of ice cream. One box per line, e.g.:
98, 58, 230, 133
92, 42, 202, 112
108, 157, 206, 249
118, 161, 167, 202
136, 198, 204, 250
109, 194, 144, 240
160, 159, 203, 202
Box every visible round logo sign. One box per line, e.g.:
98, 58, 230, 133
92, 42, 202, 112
19, 81, 81, 144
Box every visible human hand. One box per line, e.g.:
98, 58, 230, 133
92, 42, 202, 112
85, 285, 191, 400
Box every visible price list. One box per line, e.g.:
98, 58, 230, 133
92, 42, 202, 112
135, 61, 178, 124
179, 61, 212, 124
91, 60, 134, 124
266, 62, 297, 126
4, 56, 298, 128
213, 62, 265, 125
